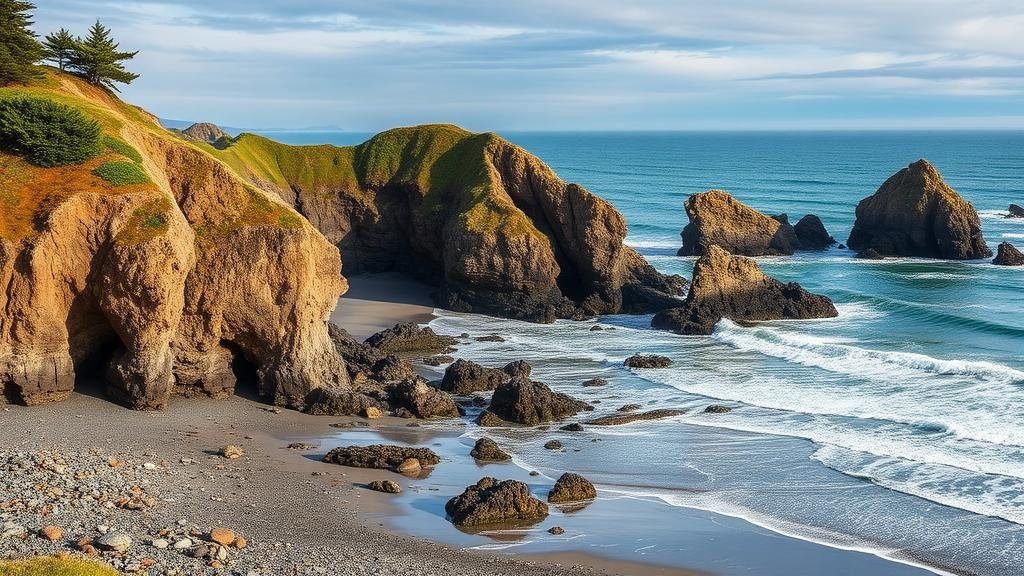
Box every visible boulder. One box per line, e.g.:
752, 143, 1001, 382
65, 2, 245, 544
993, 242, 1024, 266
586, 408, 686, 426
387, 377, 459, 418
793, 214, 836, 250
847, 159, 990, 259
581, 378, 608, 387
479, 377, 592, 426
502, 360, 532, 379
436, 359, 509, 395
624, 354, 672, 368
364, 322, 458, 354
367, 480, 402, 494
423, 354, 454, 366
543, 440, 563, 450
470, 437, 511, 461
445, 477, 549, 527
1008, 204, 1024, 218
560, 423, 584, 432
704, 404, 732, 413
652, 245, 837, 335
303, 388, 388, 416
618, 404, 642, 412
322, 445, 440, 470
548, 473, 597, 503
678, 190, 799, 256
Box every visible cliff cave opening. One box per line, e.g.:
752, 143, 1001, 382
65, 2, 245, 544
65, 299, 125, 398
219, 340, 260, 401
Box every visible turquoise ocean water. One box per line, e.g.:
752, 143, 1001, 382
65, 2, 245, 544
272, 130, 1024, 575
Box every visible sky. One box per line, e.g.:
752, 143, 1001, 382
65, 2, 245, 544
32, 1, 1024, 131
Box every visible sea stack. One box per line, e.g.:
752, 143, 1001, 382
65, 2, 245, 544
652, 245, 837, 335
846, 160, 990, 259
993, 242, 1024, 266
1008, 204, 1024, 218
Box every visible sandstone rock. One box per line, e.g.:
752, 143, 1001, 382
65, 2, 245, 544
365, 406, 384, 419
436, 359, 509, 395
993, 242, 1024, 266
367, 480, 402, 493
220, 445, 244, 459
794, 214, 836, 250
445, 477, 549, 527
586, 408, 686, 426
322, 445, 440, 470
652, 245, 837, 335
364, 323, 458, 354
96, 531, 132, 552
40, 525, 62, 541
847, 160, 990, 259
543, 440, 563, 450
387, 377, 459, 418
678, 190, 798, 256
704, 404, 732, 413
209, 528, 235, 546
181, 122, 230, 144
397, 458, 422, 474
1009, 204, 1024, 218
303, 388, 388, 417
548, 472, 597, 503
151, 538, 169, 549
581, 378, 607, 387
480, 377, 592, 426
624, 355, 672, 368
470, 437, 511, 461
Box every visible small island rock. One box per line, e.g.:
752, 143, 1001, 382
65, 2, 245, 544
548, 472, 597, 503
445, 478, 549, 527
993, 242, 1024, 266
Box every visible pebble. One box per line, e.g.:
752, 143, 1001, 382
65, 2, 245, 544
220, 445, 245, 459
173, 537, 193, 549
209, 527, 236, 546
396, 458, 421, 473
143, 462, 159, 470
96, 530, 133, 552
40, 525, 63, 541
151, 538, 169, 549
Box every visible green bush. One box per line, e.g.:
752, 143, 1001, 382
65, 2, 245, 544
0, 96, 102, 166
92, 160, 149, 186
102, 135, 143, 163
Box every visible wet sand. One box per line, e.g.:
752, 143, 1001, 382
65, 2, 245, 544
331, 272, 437, 340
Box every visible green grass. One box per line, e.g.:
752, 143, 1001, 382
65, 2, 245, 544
102, 135, 143, 163
92, 160, 149, 186
0, 556, 121, 576
115, 196, 171, 244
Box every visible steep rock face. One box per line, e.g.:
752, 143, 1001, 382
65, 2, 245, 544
678, 190, 799, 256
993, 242, 1024, 266
652, 245, 837, 335
206, 127, 684, 322
847, 160, 990, 259
0, 72, 347, 409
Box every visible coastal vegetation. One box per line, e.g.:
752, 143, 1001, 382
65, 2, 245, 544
0, 0, 44, 85
0, 556, 119, 576
0, 95, 102, 166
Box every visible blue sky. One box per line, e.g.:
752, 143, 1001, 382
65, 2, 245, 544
34, 1, 1024, 131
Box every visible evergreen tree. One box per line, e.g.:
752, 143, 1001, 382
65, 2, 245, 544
68, 20, 139, 91
0, 0, 44, 85
42, 27, 76, 71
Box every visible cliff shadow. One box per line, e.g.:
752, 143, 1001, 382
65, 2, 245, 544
65, 295, 124, 401
219, 340, 261, 402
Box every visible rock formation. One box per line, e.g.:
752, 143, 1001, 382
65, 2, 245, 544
586, 408, 686, 426
386, 377, 460, 418
435, 359, 510, 395
478, 377, 592, 426
180, 122, 230, 145
624, 354, 672, 368
0, 72, 346, 410
652, 245, 838, 335
202, 126, 685, 322
993, 242, 1024, 266
322, 445, 440, 470
470, 437, 511, 461
547, 473, 597, 503
445, 477, 548, 527
847, 160, 990, 259
363, 322, 457, 354
794, 214, 837, 250
1008, 204, 1024, 218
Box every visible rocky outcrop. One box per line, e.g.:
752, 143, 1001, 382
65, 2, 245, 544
435, 359, 512, 395
678, 190, 837, 256
1008, 204, 1024, 218
303, 388, 387, 416
478, 377, 592, 426
847, 160, 990, 259
181, 122, 230, 144
322, 445, 440, 470
652, 245, 838, 335
586, 408, 686, 426
993, 242, 1024, 266
548, 473, 596, 503
363, 322, 457, 354
445, 478, 548, 527
470, 437, 511, 461
624, 354, 672, 368
386, 377, 459, 418
209, 126, 685, 322
327, 324, 414, 383
0, 73, 347, 410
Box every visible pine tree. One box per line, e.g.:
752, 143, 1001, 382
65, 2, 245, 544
0, 0, 44, 85
68, 20, 139, 91
42, 27, 76, 71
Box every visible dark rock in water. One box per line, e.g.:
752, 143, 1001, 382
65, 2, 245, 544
471, 395, 488, 407
581, 378, 608, 387
476, 334, 505, 342
589, 325, 604, 331
436, 359, 509, 395
471, 437, 511, 461
548, 473, 597, 503
847, 159, 990, 259
1008, 204, 1024, 218
445, 477, 549, 527
503, 360, 532, 379
548, 526, 565, 535
543, 440, 563, 450
652, 245, 837, 335
323, 445, 440, 470
560, 423, 584, 432
678, 190, 798, 256
794, 214, 836, 250
423, 354, 454, 366
365, 322, 458, 354
367, 480, 402, 493
387, 377, 459, 418
479, 377, 592, 426
624, 354, 672, 368
304, 388, 387, 416
329, 323, 415, 383
837, 244, 847, 250
704, 404, 732, 413
618, 404, 642, 412
993, 242, 1024, 266
476, 411, 508, 427
586, 408, 686, 426
856, 249, 885, 260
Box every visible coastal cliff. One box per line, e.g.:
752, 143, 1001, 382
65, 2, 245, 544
197, 126, 685, 321
0, 72, 347, 409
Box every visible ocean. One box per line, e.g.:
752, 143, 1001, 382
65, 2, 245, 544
271, 130, 1024, 575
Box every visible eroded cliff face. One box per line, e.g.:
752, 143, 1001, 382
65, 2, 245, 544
211, 126, 684, 322
0, 74, 347, 409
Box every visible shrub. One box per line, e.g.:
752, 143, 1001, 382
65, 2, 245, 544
0, 96, 102, 166
0, 556, 120, 576
92, 160, 149, 186
102, 135, 143, 163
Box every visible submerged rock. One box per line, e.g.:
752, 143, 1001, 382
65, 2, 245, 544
678, 190, 799, 256
793, 214, 836, 250
445, 477, 549, 527
364, 322, 458, 354
1008, 204, 1024, 218
470, 437, 512, 462
543, 440, 563, 450
548, 473, 597, 503
581, 378, 608, 387
322, 445, 440, 470
586, 408, 686, 426
652, 245, 838, 335
847, 159, 990, 259
993, 242, 1024, 266
436, 359, 509, 395
704, 404, 732, 413
624, 354, 672, 368
479, 377, 592, 426
856, 249, 886, 260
